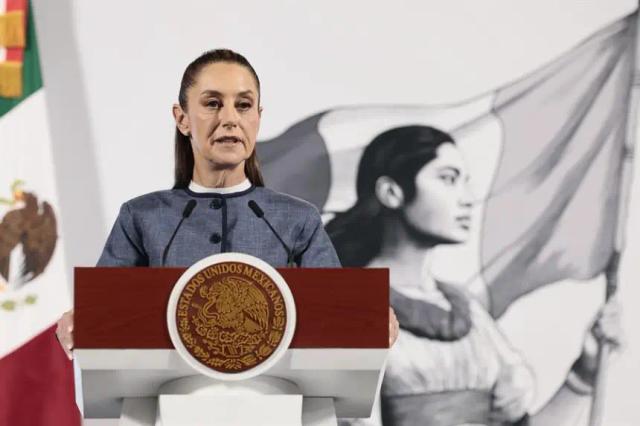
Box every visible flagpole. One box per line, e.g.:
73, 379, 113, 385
588, 251, 621, 426
588, 17, 639, 424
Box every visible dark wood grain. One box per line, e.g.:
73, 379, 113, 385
74, 267, 388, 349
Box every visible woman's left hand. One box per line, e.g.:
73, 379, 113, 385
389, 307, 400, 347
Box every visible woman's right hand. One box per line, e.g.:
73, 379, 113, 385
55, 310, 74, 360
565, 296, 624, 394
576, 297, 624, 378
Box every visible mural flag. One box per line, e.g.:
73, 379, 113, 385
258, 14, 636, 318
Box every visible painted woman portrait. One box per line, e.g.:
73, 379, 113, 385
327, 125, 622, 426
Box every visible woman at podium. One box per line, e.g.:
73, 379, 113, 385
98, 49, 340, 269
56, 49, 400, 358
326, 126, 623, 426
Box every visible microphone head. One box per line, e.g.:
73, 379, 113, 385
183, 199, 197, 218
248, 200, 264, 218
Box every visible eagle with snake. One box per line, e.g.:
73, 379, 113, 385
198, 275, 270, 334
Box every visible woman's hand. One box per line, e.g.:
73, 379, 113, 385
571, 297, 624, 385
389, 307, 400, 347
55, 310, 74, 360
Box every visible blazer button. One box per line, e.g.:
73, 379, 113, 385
210, 233, 222, 244
209, 199, 223, 209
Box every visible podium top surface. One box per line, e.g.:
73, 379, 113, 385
75, 267, 389, 349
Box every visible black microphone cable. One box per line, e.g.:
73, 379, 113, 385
248, 200, 296, 267
162, 199, 197, 266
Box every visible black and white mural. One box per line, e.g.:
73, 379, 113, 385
257, 14, 635, 426
48, 1, 640, 425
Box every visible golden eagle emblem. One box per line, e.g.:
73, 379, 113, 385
0, 180, 57, 292
175, 261, 288, 373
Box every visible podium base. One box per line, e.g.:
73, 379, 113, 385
158, 374, 301, 395
111, 375, 337, 426
158, 394, 303, 426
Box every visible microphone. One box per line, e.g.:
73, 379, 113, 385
248, 200, 296, 267
162, 199, 197, 266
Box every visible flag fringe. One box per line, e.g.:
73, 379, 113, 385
0, 11, 25, 48
0, 61, 23, 98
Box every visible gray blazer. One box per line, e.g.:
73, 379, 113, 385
97, 185, 341, 268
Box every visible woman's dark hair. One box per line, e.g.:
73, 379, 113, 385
326, 125, 455, 266
173, 49, 265, 189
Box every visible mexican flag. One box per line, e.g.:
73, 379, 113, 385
257, 13, 637, 318
0, 1, 80, 424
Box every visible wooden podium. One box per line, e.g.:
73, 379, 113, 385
75, 267, 389, 426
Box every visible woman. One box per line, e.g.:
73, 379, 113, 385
327, 126, 622, 426
56, 49, 400, 357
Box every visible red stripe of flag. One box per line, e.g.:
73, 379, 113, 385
0, 326, 81, 425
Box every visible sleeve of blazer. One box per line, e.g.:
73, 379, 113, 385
96, 202, 149, 267
293, 208, 341, 267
